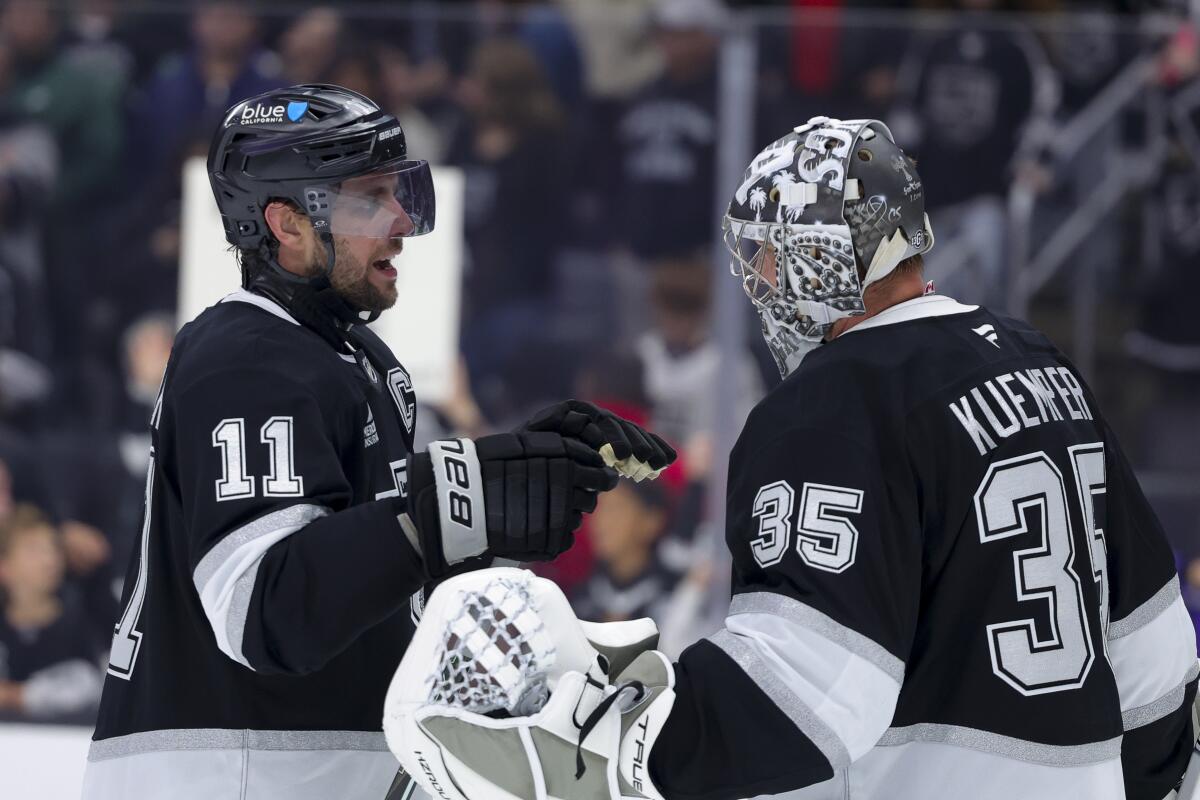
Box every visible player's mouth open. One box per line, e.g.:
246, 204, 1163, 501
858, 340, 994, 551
373, 258, 397, 277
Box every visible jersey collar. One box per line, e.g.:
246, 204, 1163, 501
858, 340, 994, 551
840, 294, 978, 336
221, 288, 301, 325
220, 289, 358, 364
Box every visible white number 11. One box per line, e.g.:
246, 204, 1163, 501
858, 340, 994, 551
213, 416, 304, 501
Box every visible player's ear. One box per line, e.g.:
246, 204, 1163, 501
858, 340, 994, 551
263, 201, 309, 250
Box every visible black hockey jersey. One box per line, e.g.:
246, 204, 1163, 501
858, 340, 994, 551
651, 295, 1198, 800
84, 290, 430, 800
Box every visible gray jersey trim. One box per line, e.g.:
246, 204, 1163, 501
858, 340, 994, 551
876, 724, 1121, 767
708, 628, 851, 769
1123, 660, 1200, 731
88, 728, 389, 762
1109, 576, 1181, 640
192, 503, 330, 668
729, 592, 905, 683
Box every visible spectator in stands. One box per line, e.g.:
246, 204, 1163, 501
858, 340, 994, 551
1, 0, 126, 377
571, 478, 680, 624
0, 39, 55, 410
377, 42, 446, 163
0, 505, 102, 723
53, 313, 174, 618
890, 0, 1057, 307
611, 0, 722, 262
601, 0, 723, 343
0, 0, 123, 210
448, 37, 569, 417
636, 256, 762, 446
498, 0, 585, 111
278, 6, 344, 85
561, 0, 660, 103
128, 0, 281, 178
524, 350, 657, 597
1127, 18, 1200, 378
64, 0, 132, 88
1116, 22, 1200, 553
116, 313, 173, 469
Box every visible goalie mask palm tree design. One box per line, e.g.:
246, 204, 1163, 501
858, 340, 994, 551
723, 117, 935, 376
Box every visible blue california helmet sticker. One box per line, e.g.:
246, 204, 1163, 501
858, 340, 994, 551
287, 101, 309, 122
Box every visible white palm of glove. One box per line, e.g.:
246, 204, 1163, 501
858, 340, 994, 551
383, 568, 675, 800
391, 652, 674, 800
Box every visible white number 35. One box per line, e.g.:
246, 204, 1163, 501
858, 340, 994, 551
750, 480, 863, 573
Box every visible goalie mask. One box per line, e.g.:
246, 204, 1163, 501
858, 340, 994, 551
723, 117, 935, 377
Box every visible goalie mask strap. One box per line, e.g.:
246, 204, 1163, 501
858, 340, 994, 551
575, 680, 646, 779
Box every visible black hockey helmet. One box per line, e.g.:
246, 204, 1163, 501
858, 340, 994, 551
207, 83, 434, 266
723, 117, 935, 376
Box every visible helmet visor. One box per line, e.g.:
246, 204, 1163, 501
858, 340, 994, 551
315, 161, 435, 239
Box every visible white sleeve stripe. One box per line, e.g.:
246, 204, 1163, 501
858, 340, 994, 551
1108, 594, 1197, 714
193, 504, 329, 590
708, 628, 851, 769
719, 611, 901, 761
1122, 661, 1200, 732
1109, 576, 1180, 639
192, 504, 329, 668
729, 592, 905, 683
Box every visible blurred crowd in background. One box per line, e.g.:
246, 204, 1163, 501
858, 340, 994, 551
0, 0, 1198, 727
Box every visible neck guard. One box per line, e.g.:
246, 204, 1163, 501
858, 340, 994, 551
247, 260, 379, 351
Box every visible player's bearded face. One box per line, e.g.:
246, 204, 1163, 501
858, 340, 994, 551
319, 171, 417, 315
323, 233, 402, 314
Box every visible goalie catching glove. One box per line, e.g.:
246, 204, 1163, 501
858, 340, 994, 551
523, 400, 677, 483
404, 434, 619, 578
383, 568, 676, 800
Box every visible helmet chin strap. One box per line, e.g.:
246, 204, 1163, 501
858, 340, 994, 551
247, 233, 381, 352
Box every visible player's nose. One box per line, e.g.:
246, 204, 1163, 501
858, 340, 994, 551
387, 199, 416, 238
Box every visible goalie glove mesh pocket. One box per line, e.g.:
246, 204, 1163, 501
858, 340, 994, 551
428, 573, 558, 715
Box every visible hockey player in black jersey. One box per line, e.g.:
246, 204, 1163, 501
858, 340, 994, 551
82, 84, 673, 800
391, 118, 1200, 800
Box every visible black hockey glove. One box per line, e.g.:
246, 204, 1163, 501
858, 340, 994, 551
405, 432, 619, 578
522, 399, 677, 481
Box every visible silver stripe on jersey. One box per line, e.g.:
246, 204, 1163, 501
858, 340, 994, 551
88, 728, 389, 761
709, 628, 851, 769
876, 724, 1121, 766
193, 503, 330, 669
1109, 575, 1180, 639
193, 503, 329, 591
1122, 660, 1200, 731
729, 592, 905, 683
